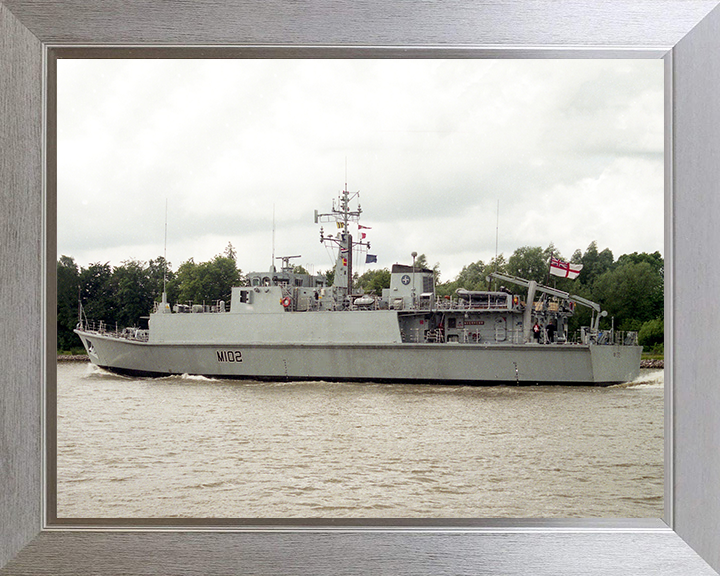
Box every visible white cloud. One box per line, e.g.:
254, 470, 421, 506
58, 59, 663, 280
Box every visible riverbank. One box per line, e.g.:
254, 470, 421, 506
57, 355, 90, 362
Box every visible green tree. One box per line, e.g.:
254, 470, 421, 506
484, 255, 508, 279
224, 241, 237, 261
597, 248, 615, 276
171, 254, 242, 305
170, 258, 199, 304
455, 260, 486, 288
323, 268, 335, 286
412, 253, 441, 282
57, 256, 81, 350
439, 259, 486, 295
507, 246, 548, 284
616, 251, 663, 275
79, 262, 116, 327
563, 279, 595, 333
543, 242, 558, 261
578, 241, 614, 287
203, 254, 243, 302
592, 260, 662, 330
112, 259, 156, 327
147, 256, 176, 303
413, 253, 429, 269
638, 318, 664, 351
356, 268, 391, 295
617, 251, 663, 312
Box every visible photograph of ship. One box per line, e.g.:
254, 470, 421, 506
56, 59, 664, 518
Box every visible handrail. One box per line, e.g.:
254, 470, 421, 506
78, 320, 149, 342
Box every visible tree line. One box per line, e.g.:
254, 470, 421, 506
58, 241, 663, 353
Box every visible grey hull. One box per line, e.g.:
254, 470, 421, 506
75, 330, 642, 385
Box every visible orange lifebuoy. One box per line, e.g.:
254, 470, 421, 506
281, 297, 292, 308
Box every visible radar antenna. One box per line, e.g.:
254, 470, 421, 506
276, 255, 302, 272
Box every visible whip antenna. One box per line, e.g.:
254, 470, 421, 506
495, 199, 499, 267
493, 199, 500, 290
271, 204, 276, 272
163, 198, 168, 295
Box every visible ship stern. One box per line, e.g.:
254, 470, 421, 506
589, 344, 643, 385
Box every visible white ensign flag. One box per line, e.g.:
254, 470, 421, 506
549, 257, 583, 280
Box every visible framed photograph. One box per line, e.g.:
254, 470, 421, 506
52, 56, 665, 522
2, 1, 720, 574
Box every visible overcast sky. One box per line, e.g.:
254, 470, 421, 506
58, 59, 663, 281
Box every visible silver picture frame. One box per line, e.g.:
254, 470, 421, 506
2, 1, 720, 574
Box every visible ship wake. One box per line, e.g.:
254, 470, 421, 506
612, 369, 664, 389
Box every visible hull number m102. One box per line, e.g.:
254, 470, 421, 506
217, 350, 243, 363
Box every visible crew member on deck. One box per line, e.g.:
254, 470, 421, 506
533, 322, 541, 342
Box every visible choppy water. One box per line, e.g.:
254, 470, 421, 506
56, 362, 663, 518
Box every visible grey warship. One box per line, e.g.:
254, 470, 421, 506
75, 187, 642, 385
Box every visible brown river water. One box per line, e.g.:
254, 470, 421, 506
56, 362, 663, 519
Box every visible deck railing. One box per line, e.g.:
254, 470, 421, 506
78, 320, 149, 342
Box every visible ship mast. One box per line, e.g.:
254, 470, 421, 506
314, 184, 370, 304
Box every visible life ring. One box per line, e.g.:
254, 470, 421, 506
281, 297, 292, 308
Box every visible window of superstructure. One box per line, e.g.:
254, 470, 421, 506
423, 275, 433, 293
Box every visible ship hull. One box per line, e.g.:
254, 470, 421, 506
75, 330, 642, 385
